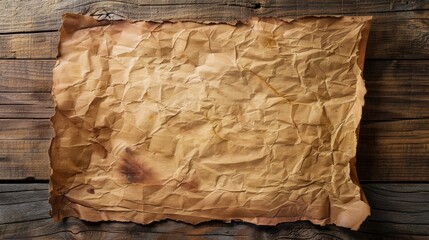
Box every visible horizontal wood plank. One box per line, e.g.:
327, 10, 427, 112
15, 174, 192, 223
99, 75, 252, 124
0, 119, 52, 140
0, 32, 58, 59
2, 60, 428, 121
359, 183, 429, 238
362, 60, 429, 121
0, 60, 54, 92
0, 105, 53, 119
0, 14, 428, 60
0, 92, 52, 106
0, 140, 50, 180
1, 0, 429, 34
0, 183, 428, 239
0, 92, 54, 119
265, 0, 429, 13
1, 119, 428, 181
366, 15, 429, 59
358, 119, 429, 181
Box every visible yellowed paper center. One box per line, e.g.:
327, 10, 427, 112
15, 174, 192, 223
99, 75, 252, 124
50, 14, 372, 230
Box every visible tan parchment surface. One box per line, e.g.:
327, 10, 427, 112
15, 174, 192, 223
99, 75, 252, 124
50, 14, 372, 230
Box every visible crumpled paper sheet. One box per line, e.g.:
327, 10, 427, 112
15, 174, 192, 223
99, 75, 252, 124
50, 13, 372, 230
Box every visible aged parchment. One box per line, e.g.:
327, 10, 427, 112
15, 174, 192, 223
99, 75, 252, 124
50, 14, 372, 230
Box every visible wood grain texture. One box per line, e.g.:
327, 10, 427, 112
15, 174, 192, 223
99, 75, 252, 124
359, 184, 429, 239
1, 119, 428, 181
365, 15, 429, 60
2, 59, 428, 121
1, 183, 428, 239
0, 120, 52, 140
0, 140, 50, 180
0, 92, 53, 119
0, 32, 58, 59
362, 60, 429, 121
0, 15, 428, 60
0, 0, 428, 33
0, 60, 54, 92
358, 119, 429, 181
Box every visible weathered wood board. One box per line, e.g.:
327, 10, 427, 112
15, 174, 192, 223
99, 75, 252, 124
1, 183, 428, 239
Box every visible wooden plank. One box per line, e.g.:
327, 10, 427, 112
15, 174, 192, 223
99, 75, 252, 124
0, 92, 52, 105
359, 184, 429, 238
0, 118, 428, 181
0, 183, 428, 239
2, 60, 429, 121
0, 64, 54, 117
1, 0, 259, 33
0, 185, 47, 205
0, 60, 54, 92
0, 92, 53, 119
362, 60, 429, 121
0, 32, 58, 59
1, 15, 429, 60
0, 0, 428, 33
0, 184, 47, 192
358, 119, 429, 181
0, 140, 50, 180
366, 15, 429, 60
0, 105, 53, 119
265, 0, 429, 13
0, 217, 363, 240
0, 119, 53, 140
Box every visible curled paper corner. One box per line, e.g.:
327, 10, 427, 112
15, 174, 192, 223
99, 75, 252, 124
50, 13, 372, 230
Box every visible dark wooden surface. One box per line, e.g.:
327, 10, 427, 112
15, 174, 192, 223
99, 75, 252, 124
0, 0, 428, 239
1, 183, 428, 239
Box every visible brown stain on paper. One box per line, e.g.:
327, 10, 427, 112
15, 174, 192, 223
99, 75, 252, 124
180, 177, 200, 192
118, 147, 155, 184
